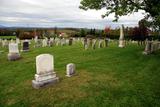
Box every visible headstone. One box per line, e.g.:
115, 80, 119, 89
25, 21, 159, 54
8, 43, 20, 61
34, 36, 38, 43
61, 38, 66, 46
88, 38, 93, 47
92, 39, 97, 49
84, 38, 88, 50
143, 40, 152, 55
119, 25, 125, 48
42, 39, 47, 47
32, 54, 59, 89
69, 38, 73, 46
66, 63, 76, 77
22, 40, 29, 51
16, 38, 20, 44
2, 39, 8, 47
104, 38, 109, 47
10, 39, 14, 43
98, 40, 103, 48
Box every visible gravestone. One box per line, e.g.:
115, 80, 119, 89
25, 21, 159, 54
8, 43, 20, 61
69, 38, 73, 46
119, 25, 125, 48
61, 38, 66, 46
42, 39, 47, 47
92, 39, 97, 49
84, 38, 88, 50
2, 39, 8, 47
49, 38, 54, 47
32, 54, 59, 89
88, 38, 93, 47
143, 40, 152, 55
34, 36, 38, 43
66, 63, 76, 77
16, 38, 20, 44
22, 40, 29, 51
104, 38, 109, 47
98, 40, 103, 48
10, 39, 14, 43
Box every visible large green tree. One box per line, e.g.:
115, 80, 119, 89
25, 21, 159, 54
79, 0, 160, 29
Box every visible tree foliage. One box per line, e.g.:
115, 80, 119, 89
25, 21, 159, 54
79, 0, 160, 28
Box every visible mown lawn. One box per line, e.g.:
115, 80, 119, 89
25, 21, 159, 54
0, 36, 16, 40
0, 41, 160, 107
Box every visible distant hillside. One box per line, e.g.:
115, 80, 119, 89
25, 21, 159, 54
0, 25, 6, 28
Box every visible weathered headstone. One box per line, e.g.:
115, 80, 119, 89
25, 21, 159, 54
42, 39, 47, 47
61, 38, 66, 46
119, 25, 125, 48
10, 39, 14, 43
92, 39, 97, 49
143, 40, 152, 55
84, 38, 88, 50
22, 40, 29, 51
104, 38, 109, 47
34, 36, 38, 43
32, 54, 59, 89
66, 63, 76, 77
69, 38, 73, 46
2, 39, 8, 47
8, 43, 20, 61
16, 38, 20, 44
98, 40, 103, 48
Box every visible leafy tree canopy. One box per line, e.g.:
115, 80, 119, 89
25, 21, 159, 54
79, 0, 160, 29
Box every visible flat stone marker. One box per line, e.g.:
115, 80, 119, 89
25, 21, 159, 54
32, 54, 59, 89
8, 43, 20, 61
66, 63, 76, 77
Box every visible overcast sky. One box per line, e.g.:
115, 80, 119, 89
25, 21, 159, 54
0, 0, 146, 29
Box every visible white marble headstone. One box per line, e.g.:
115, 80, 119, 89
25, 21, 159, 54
9, 43, 19, 53
42, 39, 47, 47
119, 25, 125, 48
32, 54, 59, 89
36, 54, 54, 75
66, 63, 75, 77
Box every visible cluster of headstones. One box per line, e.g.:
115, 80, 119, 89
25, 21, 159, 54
82, 38, 110, 50
34, 37, 76, 48
143, 40, 160, 55
32, 54, 76, 89
0, 38, 21, 48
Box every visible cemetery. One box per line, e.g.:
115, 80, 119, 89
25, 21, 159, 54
0, 0, 160, 106
0, 33, 160, 106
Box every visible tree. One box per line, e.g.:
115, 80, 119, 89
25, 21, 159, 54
80, 29, 86, 37
104, 26, 111, 37
79, 0, 160, 29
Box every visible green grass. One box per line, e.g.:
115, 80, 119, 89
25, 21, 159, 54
0, 41, 160, 107
0, 36, 16, 40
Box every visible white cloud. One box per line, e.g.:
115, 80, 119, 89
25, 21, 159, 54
0, 0, 145, 29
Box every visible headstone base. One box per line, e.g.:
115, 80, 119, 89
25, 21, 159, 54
66, 73, 76, 77
119, 40, 125, 48
143, 51, 150, 55
32, 73, 59, 89
21, 50, 29, 52
8, 53, 20, 61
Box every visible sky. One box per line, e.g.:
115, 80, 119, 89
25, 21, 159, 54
0, 0, 146, 29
